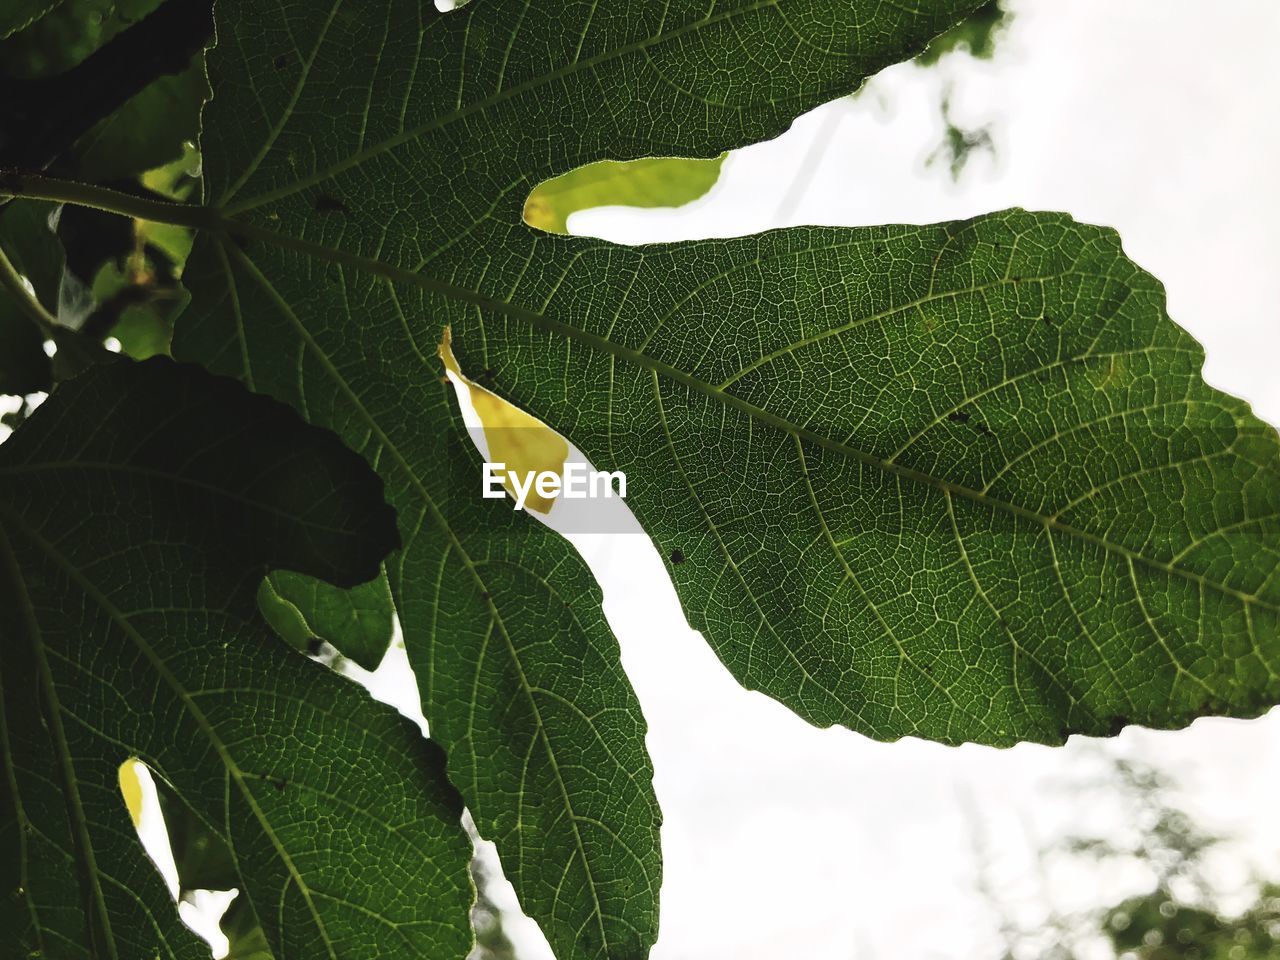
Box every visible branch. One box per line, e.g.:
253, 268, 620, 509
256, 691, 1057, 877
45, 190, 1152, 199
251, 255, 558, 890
0, 173, 217, 229
0, 240, 56, 336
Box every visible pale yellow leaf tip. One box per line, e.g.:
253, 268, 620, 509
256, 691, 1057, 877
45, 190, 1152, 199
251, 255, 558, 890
118, 758, 147, 829
438, 326, 569, 515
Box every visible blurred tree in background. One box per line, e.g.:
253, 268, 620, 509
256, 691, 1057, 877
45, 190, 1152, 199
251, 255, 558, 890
976, 755, 1280, 960
917, 0, 1013, 66
918, 0, 1011, 179
470, 849, 520, 960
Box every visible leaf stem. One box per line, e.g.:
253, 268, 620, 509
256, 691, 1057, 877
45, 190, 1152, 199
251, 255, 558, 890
0, 173, 217, 231
0, 240, 56, 337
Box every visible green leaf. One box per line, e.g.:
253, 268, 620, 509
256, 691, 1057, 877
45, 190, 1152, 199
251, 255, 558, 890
258, 567, 395, 670
524, 156, 725, 234
0, 358, 473, 958
107, 302, 176, 358
71, 60, 208, 183
184, 236, 664, 958
171, 2, 1004, 957
452, 211, 1280, 744
168, 0, 1280, 953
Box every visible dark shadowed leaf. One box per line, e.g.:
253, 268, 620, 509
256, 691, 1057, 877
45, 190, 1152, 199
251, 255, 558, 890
0, 358, 473, 958
0, 0, 208, 180
0, 297, 49, 395
70, 60, 207, 183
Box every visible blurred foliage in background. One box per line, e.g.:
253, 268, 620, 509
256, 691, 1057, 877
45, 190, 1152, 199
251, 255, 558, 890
917, 0, 1012, 66
0, 0, 203, 410
975, 755, 1280, 960
918, 0, 1010, 179
470, 845, 521, 960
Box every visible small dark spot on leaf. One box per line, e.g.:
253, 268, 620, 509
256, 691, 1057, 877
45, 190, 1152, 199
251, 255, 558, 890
480, 591, 490, 601
974, 421, 994, 438
273, 54, 290, 70
669, 549, 685, 565
313, 193, 350, 216
947, 411, 971, 424
1041, 314, 1053, 326
305, 638, 323, 656
274, 778, 288, 791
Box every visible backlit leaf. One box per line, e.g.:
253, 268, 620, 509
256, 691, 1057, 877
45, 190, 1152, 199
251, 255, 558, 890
524, 156, 725, 235
259, 567, 396, 670
167, 1, 1280, 957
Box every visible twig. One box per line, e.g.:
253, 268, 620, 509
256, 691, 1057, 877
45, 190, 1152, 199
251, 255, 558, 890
0, 240, 55, 337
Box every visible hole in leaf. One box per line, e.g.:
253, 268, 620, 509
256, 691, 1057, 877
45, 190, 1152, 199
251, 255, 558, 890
117, 759, 234, 956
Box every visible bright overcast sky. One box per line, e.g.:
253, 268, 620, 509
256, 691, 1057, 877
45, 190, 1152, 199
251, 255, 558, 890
422, 2, 1280, 958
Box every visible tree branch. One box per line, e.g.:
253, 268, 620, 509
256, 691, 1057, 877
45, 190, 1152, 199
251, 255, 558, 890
0, 240, 56, 336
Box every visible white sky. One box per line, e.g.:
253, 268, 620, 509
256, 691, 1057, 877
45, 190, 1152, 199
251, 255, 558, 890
445, 2, 1280, 958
